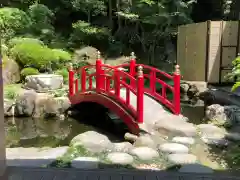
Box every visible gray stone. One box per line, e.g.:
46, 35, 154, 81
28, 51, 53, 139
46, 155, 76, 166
6, 147, 68, 167
133, 134, 156, 148
4, 99, 15, 117
179, 164, 214, 173
159, 143, 189, 154
201, 136, 230, 147
225, 132, 240, 141
154, 118, 197, 137
24, 74, 63, 92
130, 147, 159, 161
205, 104, 228, 126
71, 157, 99, 169
107, 152, 134, 165
172, 137, 195, 145
197, 124, 229, 147
71, 131, 114, 153
14, 90, 62, 118
168, 153, 197, 164
113, 142, 133, 153
197, 124, 226, 137
124, 133, 138, 142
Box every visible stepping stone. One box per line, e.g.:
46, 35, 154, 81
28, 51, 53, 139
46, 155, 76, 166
71, 157, 99, 169
168, 153, 197, 165
172, 136, 195, 145
179, 164, 214, 173
159, 143, 189, 154
107, 152, 134, 165
113, 142, 133, 153
130, 147, 159, 161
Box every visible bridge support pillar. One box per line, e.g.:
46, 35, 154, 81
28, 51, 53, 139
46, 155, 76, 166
173, 65, 181, 115
137, 66, 144, 124
96, 51, 104, 92
130, 52, 136, 87
68, 63, 74, 96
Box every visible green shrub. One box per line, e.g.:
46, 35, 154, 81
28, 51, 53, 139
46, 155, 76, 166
51, 49, 72, 69
20, 67, 39, 80
10, 42, 57, 69
8, 37, 44, 48
55, 68, 68, 84
0, 8, 31, 40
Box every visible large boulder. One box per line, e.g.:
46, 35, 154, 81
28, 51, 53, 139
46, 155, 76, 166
70, 131, 114, 153
205, 104, 240, 126
4, 99, 15, 117
73, 46, 98, 65
2, 58, 20, 84
14, 90, 69, 118
24, 74, 64, 92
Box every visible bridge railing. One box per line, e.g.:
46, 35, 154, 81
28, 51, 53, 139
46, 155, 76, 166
68, 52, 181, 124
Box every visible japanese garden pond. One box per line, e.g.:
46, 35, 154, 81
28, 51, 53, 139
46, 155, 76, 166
5, 101, 232, 171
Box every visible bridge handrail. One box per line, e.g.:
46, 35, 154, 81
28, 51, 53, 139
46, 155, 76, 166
68, 52, 181, 125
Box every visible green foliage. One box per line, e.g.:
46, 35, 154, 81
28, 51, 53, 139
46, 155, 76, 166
10, 42, 56, 69
28, 4, 54, 33
20, 67, 39, 80
70, 20, 110, 48
55, 68, 69, 84
8, 37, 44, 49
0, 7, 31, 40
52, 49, 72, 63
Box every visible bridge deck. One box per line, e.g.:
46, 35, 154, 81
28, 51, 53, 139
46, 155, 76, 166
6, 167, 240, 180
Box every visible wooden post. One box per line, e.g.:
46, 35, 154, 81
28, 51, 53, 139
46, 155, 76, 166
129, 52, 136, 87
96, 51, 103, 92
0, 54, 6, 176
137, 65, 144, 124
114, 69, 120, 97
81, 68, 86, 92
68, 63, 74, 96
173, 64, 181, 115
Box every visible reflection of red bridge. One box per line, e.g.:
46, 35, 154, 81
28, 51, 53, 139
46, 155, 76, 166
68, 52, 181, 134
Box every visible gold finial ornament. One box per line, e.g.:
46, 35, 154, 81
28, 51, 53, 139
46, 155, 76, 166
97, 51, 101, 59
175, 64, 180, 75
68, 63, 73, 71
138, 65, 143, 76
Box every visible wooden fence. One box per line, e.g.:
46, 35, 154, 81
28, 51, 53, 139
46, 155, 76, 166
177, 20, 240, 84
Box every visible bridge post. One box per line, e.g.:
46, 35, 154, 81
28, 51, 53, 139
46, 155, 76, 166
130, 52, 136, 87
96, 51, 103, 92
81, 68, 86, 92
68, 63, 74, 96
173, 65, 181, 115
137, 66, 144, 124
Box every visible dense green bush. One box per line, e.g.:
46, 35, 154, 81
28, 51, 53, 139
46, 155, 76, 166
20, 67, 39, 80
226, 55, 240, 92
0, 8, 31, 40
51, 49, 72, 68
10, 38, 72, 70
8, 37, 44, 48
55, 68, 69, 84
69, 20, 110, 49
10, 42, 56, 69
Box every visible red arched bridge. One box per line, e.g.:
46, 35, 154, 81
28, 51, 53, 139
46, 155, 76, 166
68, 52, 181, 134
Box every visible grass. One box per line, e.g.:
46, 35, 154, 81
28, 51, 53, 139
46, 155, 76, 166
4, 83, 22, 99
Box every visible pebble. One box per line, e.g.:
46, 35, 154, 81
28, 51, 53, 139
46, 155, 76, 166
168, 153, 197, 164
172, 136, 195, 145
130, 147, 159, 161
107, 152, 134, 165
159, 143, 189, 154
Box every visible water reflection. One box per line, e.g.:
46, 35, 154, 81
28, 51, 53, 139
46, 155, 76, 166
5, 117, 96, 147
